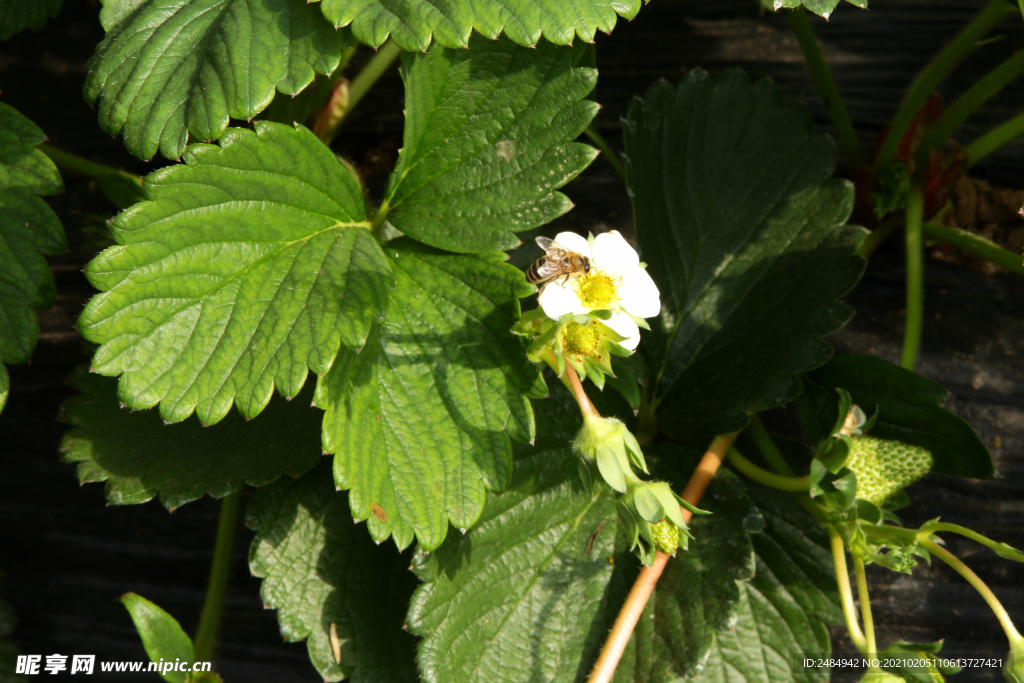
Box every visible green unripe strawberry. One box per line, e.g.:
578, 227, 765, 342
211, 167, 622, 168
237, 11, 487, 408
651, 519, 680, 555
846, 435, 933, 505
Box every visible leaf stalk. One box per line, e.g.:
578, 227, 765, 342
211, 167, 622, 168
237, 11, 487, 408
788, 9, 865, 170
917, 537, 1024, 646
901, 181, 925, 370
829, 526, 868, 653
747, 414, 794, 476
583, 125, 627, 182
193, 490, 242, 663
852, 554, 878, 659
918, 48, 1024, 158
327, 40, 402, 141
922, 222, 1024, 275
585, 431, 739, 683
965, 111, 1024, 165
874, 0, 1013, 171
726, 447, 810, 491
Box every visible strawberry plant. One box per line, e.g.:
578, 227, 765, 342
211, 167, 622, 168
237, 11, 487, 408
2, 1, 1023, 682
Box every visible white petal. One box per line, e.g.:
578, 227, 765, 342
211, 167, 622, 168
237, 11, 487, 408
538, 280, 586, 320
619, 267, 661, 318
592, 230, 639, 276
552, 231, 592, 258
604, 311, 640, 351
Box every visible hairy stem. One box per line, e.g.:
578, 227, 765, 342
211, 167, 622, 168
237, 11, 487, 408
584, 125, 628, 182
829, 526, 867, 653
965, 111, 1024, 165
874, 0, 1013, 171
852, 555, 878, 659
586, 432, 739, 683
902, 181, 925, 370
563, 365, 600, 421
747, 414, 794, 476
918, 537, 1024, 645
919, 49, 1024, 157
726, 448, 810, 491
193, 490, 242, 663
857, 214, 905, 258
922, 223, 1024, 276
924, 523, 1024, 560
788, 9, 865, 170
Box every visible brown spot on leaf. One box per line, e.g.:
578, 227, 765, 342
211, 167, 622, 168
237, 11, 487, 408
371, 503, 387, 522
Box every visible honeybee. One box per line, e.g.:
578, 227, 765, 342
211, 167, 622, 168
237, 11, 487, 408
525, 236, 591, 290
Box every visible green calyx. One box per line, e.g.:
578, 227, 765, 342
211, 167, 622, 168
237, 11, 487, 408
573, 416, 647, 493
514, 309, 631, 390
617, 481, 706, 565
846, 435, 934, 505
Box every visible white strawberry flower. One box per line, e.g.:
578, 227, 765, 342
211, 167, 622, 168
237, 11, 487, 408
538, 230, 660, 351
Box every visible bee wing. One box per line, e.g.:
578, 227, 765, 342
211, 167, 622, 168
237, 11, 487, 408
533, 259, 566, 280
535, 236, 556, 251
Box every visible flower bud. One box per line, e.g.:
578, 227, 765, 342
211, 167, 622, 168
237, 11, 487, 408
651, 519, 680, 555
617, 481, 705, 565
573, 416, 648, 493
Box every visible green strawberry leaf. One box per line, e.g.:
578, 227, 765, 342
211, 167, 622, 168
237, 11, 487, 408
760, 0, 866, 17
247, 462, 418, 683
379, 36, 598, 253
78, 122, 391, 426
317, 0, 643, 51
614, 461, 763, 683
624, 69, 866, 441
59, 366, 324, 510
119, 593, 194, 683
694, 485, 842, 683
0, 102, 67, 414
86, 0, 352, 160
796, 353, 995, 478
409, 388, 769, 683
407, 406, 618, 683
0, 0, 61, 40
316, 238, 543, 551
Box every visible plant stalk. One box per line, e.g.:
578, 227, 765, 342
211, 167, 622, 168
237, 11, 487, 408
584, 125, 628, 182
586, 431, 739, 683
919, 49, 1024, 157
918, 537, 1024, 645
726, 448, 810, 491
747, 414, 794, 476
829, 526, 868, 653
965, 111, 1024, 165
857, 214, 905, 258
563, 365, 600, 421
193, 490, 243, 663
852, 555, 878, 659
901, 181, 925, 370
922, 223, 1024, 275
874, 0, 1013, 171
37, 143, 136, 181
924, 522, 1024, 560
332, 40, 401, 137
788, 9, 865, 170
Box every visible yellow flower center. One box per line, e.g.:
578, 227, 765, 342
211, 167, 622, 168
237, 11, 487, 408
562, 322, 600, 357
575, 270, 618, 310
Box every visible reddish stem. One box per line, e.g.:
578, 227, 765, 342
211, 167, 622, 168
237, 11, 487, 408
585, 431, 739, 683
